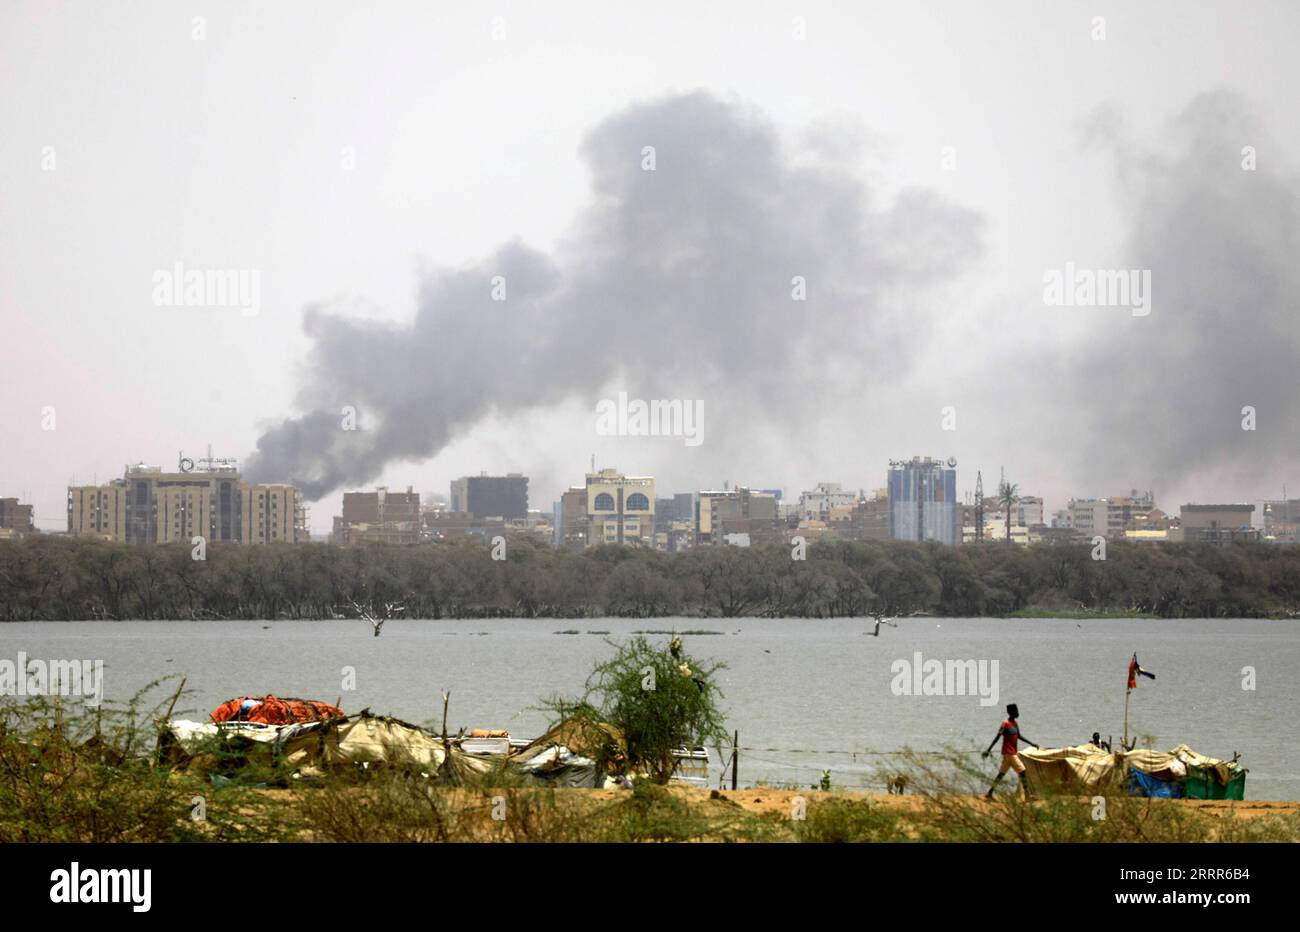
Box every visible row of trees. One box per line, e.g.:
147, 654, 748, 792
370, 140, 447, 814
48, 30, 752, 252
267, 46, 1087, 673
1, 535, 1298, 621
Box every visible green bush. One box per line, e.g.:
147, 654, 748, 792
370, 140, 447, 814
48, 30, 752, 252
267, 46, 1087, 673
544, 635, 729, 783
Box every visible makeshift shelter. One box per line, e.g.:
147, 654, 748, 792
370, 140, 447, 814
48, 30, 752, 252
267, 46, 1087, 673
1013, 743, 1124, 793
156, 719, 285, 774
515, 717, 625, 768
158, 709, 630, 789
274, 710, 447, 776
509, 740, 602, 788
1125, 744, 1246, 800
502, 716, 625, 788
1019, 743, 1245, 800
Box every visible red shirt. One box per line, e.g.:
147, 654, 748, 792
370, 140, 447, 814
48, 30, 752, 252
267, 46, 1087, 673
1000, 719, 1021, 756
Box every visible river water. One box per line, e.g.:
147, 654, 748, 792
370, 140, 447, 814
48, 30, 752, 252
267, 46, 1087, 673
2, 617, 1296, 798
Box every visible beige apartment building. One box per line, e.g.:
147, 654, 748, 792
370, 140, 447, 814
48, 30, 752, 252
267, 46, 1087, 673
552, 469, 655, 548
244, 483, 300, 544
68, 462, 305, 544
586, 469, 655, 546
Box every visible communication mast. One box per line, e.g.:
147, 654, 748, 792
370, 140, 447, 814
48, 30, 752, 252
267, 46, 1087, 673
975, 470, 985, 542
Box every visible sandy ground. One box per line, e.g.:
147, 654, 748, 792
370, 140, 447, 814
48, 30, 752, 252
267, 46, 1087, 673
238, 783, 1298, 842
637, 786, 1300, 820
260, 782, 1299, 819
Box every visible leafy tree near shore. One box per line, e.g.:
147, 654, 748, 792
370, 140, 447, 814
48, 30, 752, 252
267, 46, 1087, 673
543, 636, 729, 784
1, 535, 1299, 620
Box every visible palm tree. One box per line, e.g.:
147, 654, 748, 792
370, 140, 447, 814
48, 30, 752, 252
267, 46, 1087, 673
999, 480, 1019, 545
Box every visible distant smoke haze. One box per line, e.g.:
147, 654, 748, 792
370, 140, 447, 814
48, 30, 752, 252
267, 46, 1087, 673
1014, 91, 1300, 502
1098, 93, 1299, 486
245, 92, 984, 497
246, 90, 1298, 506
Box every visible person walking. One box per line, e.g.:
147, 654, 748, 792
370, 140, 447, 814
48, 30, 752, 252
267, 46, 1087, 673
982, 703, 1038, 798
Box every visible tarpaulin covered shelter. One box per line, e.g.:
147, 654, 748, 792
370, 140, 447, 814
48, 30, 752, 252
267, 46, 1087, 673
499, 716, 626, 788
1127, 744, 1246, 800
156, 720, 284, 773
157, 710, 622, 789
1016, 743, 1124, 792
274, 711, 447, 776
515, 717, 625, 766
1019, 743, 1245, 799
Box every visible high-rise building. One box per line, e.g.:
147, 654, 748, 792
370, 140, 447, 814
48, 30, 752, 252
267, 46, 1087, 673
67, 459, 304, 544
450, 474, 529, 520
888, 457, 958, 545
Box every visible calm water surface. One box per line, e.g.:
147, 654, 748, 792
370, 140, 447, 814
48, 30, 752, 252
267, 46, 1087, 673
2, 617, 1296, 798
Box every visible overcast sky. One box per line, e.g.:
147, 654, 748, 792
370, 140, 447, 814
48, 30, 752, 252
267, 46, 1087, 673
3, 1, 1298, 534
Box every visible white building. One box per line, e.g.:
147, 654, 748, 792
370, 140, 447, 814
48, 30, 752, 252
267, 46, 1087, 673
798, 482, 858, 519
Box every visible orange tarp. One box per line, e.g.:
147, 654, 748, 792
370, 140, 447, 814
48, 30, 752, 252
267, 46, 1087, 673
210, 695, 343, 725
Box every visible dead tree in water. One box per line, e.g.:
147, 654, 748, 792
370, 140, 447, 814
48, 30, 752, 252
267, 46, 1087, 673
348, 598, 405, 637
867, 613, 898, 637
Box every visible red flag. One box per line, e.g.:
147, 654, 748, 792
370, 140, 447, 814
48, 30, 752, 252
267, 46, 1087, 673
1128, 653, 1155, 690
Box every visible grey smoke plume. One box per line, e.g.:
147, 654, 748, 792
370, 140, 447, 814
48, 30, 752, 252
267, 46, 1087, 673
1038, 91, 1300, 497
245, 92, 983, 498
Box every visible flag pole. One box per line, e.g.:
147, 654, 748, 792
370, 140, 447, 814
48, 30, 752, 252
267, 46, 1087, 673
1123, 686, 1131, 749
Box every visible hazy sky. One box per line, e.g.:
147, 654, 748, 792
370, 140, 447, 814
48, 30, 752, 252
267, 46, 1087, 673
3, 1, 1298, 534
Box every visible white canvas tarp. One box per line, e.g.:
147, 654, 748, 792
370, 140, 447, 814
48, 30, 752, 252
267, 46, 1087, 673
1019, 742, 1233, 791
276, 714, 447, 774
1019, 743, 1123, 790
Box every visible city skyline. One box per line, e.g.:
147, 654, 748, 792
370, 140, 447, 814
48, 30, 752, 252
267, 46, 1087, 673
5, 2, 1299, 538
16, 448, 1290, 544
